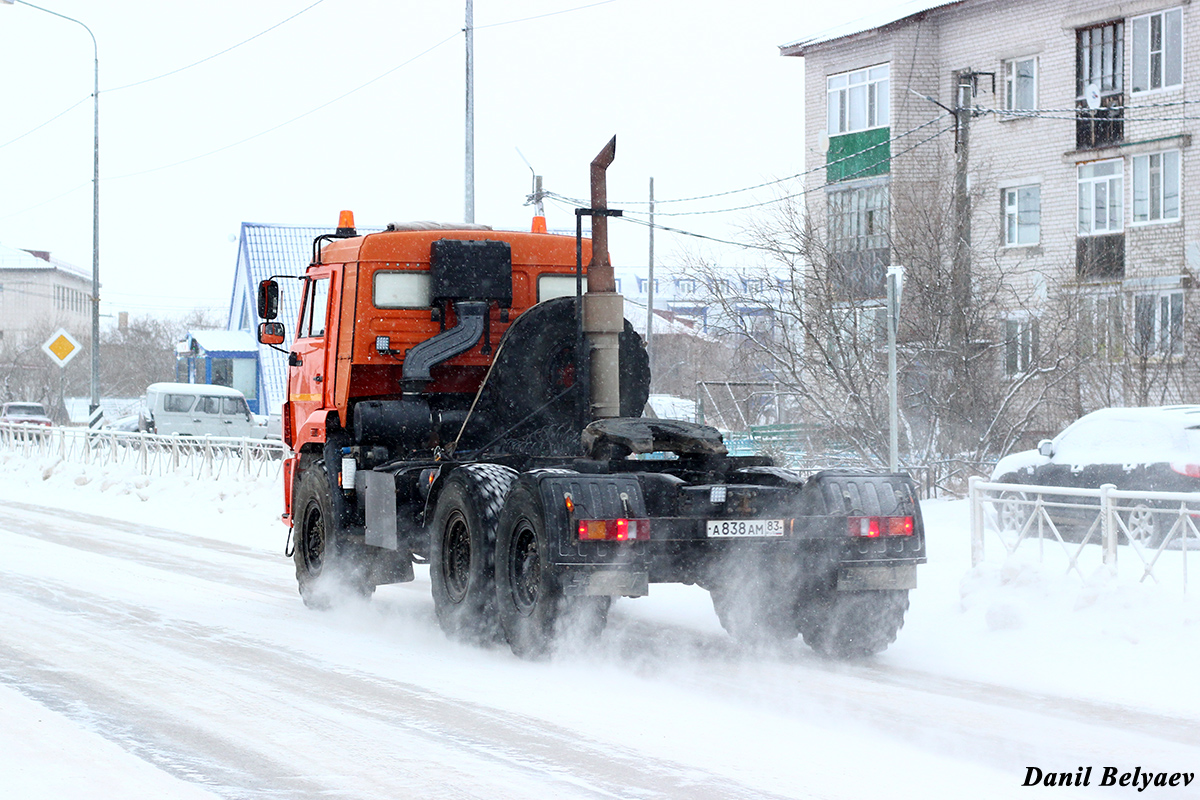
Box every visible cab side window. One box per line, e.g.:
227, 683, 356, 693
199, 397, 221, 414
301, 277, 331, 338
164, 394, 194, 413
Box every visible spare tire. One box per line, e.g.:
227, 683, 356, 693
467, 296, 649, 446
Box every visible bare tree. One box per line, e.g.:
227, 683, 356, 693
101, 308, 225, 398
688, 170, 1084, 477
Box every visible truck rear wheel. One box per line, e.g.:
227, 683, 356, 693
429, 464, 516, 642
293, 461, 374, 608
495, 482, 610, 659
798, 589, 909, 659
708, 580, 801, 645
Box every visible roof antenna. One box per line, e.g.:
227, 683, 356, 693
516, 147, 546, 231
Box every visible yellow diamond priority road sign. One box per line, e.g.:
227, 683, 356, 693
42, 328, 82, 368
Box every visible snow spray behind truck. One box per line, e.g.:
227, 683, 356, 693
257, 138, 925, 658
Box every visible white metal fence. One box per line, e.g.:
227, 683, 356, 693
0, 423, 287, 480
969, 476, 1200, 590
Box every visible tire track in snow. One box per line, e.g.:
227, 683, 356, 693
0, 551, 805, 799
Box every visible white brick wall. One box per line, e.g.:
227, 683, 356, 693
791, 0, 1200, 405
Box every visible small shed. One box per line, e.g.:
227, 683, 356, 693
176, 329, 262, 412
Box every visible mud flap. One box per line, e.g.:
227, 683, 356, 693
363, 470, 397, 550
837, 564, 917, 591
562, 569, 649, 597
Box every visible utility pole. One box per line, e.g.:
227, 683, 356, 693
951, 71, 974, 385
464, 0, 474, 223
646, 177, 655, 388
5, 1, 102, 425
887, 266, 901, 471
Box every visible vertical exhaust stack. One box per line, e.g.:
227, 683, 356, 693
584, 136, 625, 419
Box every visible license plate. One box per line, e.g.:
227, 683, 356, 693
705, 519, 785, 538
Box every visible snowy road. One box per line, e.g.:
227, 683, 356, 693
1, 474, 1198, 798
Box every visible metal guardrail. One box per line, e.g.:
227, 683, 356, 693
969, 476, 1200, 590
0, 423, 287, 480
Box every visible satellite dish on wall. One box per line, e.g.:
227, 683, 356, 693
1085, 82, 1101, 109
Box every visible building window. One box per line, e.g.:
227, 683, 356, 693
1131, 8, 1182, 93
1005, 317, 1039, 376
1077, 21, 1124, 96
675, 278, 697, 294
827, 64, 890, 135
1132, 150, 1180, 223
827, 182, 889, 299
1003, 57, 1037, 111
1134, 290, 1184, 357
1003, 185, 1040, 246
1076, 22, 1124, 148
1079, 292, 1123, 358
1078, 160, 1123, 235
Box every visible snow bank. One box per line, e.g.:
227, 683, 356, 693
1, 454, 1198, 797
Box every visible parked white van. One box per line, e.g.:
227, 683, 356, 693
139, 383, 266, 438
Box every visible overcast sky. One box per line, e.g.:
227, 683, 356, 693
0, 0, 909, 322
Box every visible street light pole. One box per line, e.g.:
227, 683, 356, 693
7, 1, 101, 422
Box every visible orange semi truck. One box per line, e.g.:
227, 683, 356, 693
257, 140, 925, 658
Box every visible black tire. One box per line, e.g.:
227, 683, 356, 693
479, 297, 651, 441
429, 463, 517, 641
1123, 502, 1166, 548
708, 572, 801, 645
293, 461, 374, 609
798, 589, 909, 659
994, 474, 1031, 534
495, 481, 610, 659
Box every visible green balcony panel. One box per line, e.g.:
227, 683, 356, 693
827, 128, 890, 182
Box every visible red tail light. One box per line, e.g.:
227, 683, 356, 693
1171, 462, 1200, 478
848, 516, 914, 537
577, 518, 650, 541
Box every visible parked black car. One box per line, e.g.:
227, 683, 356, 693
990, 406, 1200, 547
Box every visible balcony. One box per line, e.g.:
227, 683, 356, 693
1076, 233, 1125, 280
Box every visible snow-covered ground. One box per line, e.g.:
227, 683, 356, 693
1, 451, 1198, 798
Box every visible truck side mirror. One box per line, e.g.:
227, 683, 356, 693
258, 321, 285, 346
1037, 439, 1054, 457
257, 279, 280, 320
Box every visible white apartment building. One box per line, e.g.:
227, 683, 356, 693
0, 243, 92, 348
783, 0, 1200, 407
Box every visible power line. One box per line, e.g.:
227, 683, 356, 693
474, 0, 618, 30
564, 114, 951, 208
0, 2, 329, 152
547, 120, 955, 256
619, 214, 802, 256
106, 31, 461, 181
548, 118, 954, 222
0, 96, 89, 151
0, 181, 90, 221
103, 0, 329, 94
985, 107, 1200, 122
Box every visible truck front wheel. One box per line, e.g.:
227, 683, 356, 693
429, 464, 517, 642
798, 589, 909, 659
495, 482, 609, 659
293, 461, 373, 608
